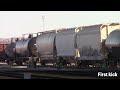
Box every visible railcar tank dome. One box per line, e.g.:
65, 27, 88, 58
105, 29, 120, 48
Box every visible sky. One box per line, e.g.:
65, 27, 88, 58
0, 11, 120, 38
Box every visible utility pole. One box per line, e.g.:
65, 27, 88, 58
42, 16, 45, 31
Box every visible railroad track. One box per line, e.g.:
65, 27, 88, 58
0, 71, 99, 79
0, 72, 57, 79
0, 68, 119, 79
0, 64, 119, 79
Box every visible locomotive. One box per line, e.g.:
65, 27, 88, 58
4, 23, 120, 68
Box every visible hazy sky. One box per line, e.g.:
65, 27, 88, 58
0, 11, 120, 38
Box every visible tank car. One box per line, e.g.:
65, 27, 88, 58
5, 40, 16, 65
36, 30, 57, 65
15, 34, 37, 65
5, 34, 38, 66
105, 29, 120, 67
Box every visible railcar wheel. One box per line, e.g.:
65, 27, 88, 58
8, 60, 13, 66
109, 60, 117, 69
103, 59, 118, 69
32, 60, 37, 68
41, 61, 45, 66
16, 60, 23, 66
18, 61, 23, 66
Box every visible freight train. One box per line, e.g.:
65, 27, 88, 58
3, 23, 120, 68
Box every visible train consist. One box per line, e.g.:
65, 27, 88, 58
3, 23, 120, 68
